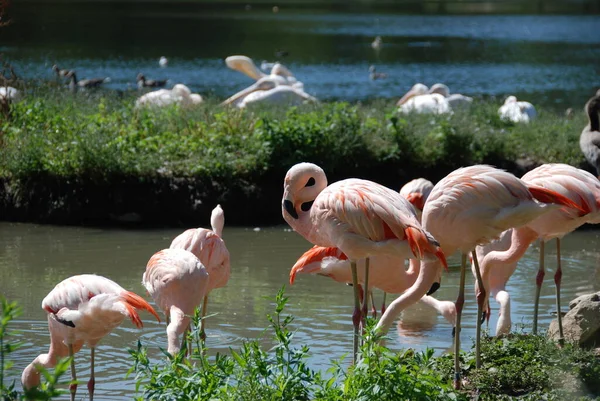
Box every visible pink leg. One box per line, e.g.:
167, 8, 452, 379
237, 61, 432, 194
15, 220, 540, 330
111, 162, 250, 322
87, 347, 95, 401
370, 291, 377, 318
350, 261, 361, 363
454, 254, 467, 390
380, 292, 387, 315
472, 251, 485, 370
68, 344, 77, 401
554, 238, 564, 344
533, 241, 545, 334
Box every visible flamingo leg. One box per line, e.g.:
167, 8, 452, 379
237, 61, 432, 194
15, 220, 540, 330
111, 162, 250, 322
533, 240, 545, 335
555, 238, 564, 344
381, 292, 387, 315
68, 344, 77, 401
453, 253, 467, 390
200, 295, 208, 343
350, 260, 361, 363
370, 290, 377, 318
361, 257, 370, 333
472, 250, 485, 369
87, 347, 95, 401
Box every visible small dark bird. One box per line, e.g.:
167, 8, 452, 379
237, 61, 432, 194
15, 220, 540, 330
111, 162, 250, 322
275, 49, 289, 58
66, 71, 110, 90
369, 65, 387, 80
579, 89, 600, 178
136, 73, 168, 88
52, 64, 72, 78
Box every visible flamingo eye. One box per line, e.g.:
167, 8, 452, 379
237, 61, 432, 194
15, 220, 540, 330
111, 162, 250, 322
301, 201, 314, 211
305, 177, 316, 187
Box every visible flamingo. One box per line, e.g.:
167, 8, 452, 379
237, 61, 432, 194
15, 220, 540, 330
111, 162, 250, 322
65, 71, 110, 91
289, 245, 456, 327
399, 178, 434, 222
143, 248, 210, 355
374, 165, 581, 389
474, 164, 600, 341
21, 274, 160, 401
221, 76, 317, 109
428, 83, 473, 109
396, 83, 451, 115
135, 84, 203, 108
579, 89, 600, 177
498, 95, 537, 123
281, 162, 447, 362
159, 56, 168, 68
168, 205, 230, 342
136, 73, 168, 88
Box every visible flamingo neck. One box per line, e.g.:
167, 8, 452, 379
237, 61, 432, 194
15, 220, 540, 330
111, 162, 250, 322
22, 336, 68, 389
375, 258, 441, 335
495, 290, 511, 335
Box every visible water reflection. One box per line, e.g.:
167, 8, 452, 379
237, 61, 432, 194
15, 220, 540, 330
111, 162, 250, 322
1, 223, 599, 399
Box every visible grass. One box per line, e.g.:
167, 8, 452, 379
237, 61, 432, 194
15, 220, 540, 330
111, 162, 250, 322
0, 87, 591, 226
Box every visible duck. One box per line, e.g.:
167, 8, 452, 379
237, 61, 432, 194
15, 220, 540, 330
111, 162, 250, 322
65, 71, 110, 90
579, 89, 600, 177
498, 95, 537, 123
371, 36, 383, 50
136, 73, 168, 88
369, 65, 388, 80
51, 64, 72, 79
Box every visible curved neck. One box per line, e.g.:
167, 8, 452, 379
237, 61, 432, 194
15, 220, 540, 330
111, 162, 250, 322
587, 97, 600, 132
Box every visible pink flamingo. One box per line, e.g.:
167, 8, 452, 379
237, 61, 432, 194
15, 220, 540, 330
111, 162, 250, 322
143, 248, 210, 355
21, 274, 160, 401
282, 162, 447, 361
289, 245, 456, 327
374, 165, 581, 389
169, 204, 230, 340
474, 164, 600, 341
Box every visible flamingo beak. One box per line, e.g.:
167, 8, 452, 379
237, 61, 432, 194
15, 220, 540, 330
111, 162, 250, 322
427, 281, 440, 295
283, 199, 298, 219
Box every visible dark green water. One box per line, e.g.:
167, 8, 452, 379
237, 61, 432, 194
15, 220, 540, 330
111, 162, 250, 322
2, 3, 599, 108
2, 222, 600, 399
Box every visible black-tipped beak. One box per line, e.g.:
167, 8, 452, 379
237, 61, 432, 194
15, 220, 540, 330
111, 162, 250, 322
283, 200, 298, 219
426, 281, 440, 296
55, 315, 75, 328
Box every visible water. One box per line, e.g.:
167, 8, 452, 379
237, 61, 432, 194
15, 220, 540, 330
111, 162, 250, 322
2, 4, 600, 108
2, 222, 600, 399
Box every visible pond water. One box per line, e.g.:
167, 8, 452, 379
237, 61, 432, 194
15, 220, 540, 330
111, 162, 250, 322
2, 4, 600, 109
1, 222, 600, 399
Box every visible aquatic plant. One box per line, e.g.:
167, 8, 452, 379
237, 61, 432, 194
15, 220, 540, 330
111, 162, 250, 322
0, 296, 68, 401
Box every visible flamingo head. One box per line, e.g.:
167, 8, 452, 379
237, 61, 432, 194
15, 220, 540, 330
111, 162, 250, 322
396, 83, 429, 106
210, 204, 225, 237
399, 178, 434, 212
289, 245, 346, 284
282, 163, 327, 223
429, 83, 449, 97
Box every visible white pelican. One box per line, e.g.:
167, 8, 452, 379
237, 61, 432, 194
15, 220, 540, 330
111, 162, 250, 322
221, 76, 316, 109
396, 83, 451, 115
371, 36, 383, 50
579, 89, 600, 177
0, 86, 21, 102
225, 55, 298, 86
498, 95, 537, 123
159, 56, 168, 68
429, 83, 473, 108
135, 84, 203, 108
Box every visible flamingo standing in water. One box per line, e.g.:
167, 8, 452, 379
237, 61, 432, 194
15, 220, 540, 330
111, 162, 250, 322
289, 245, 456, 328
282, 162, 447, 362
168, 205, 230, 341
474, 164, 600, 341
143, 248, 210, 355
374, 165, 580, 389
579, 89, 600, 177
21, 274, 160, 401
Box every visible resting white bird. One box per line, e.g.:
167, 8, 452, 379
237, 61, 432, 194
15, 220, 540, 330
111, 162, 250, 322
429, 83, 473, 109
0, 86, 21, 102
159, 56, 168, 68
221, 76, 317, 109
498, 95, 537, 123
135, 84, 203, 108
397, 83, 451, 115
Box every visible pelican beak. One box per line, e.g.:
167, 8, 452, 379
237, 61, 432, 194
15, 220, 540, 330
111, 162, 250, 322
396, 89, 418, 106
283, 199, 298, 219
221, 82, 262, 106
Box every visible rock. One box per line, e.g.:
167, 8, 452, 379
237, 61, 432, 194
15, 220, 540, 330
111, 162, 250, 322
548, 292, 600, 347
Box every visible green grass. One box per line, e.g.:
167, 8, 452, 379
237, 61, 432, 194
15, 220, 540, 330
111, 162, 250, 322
0, 87, 591, 226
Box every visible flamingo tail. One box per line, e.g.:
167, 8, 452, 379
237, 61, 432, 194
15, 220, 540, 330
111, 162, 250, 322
405, 226, 448, 271
120, 291, 161, 328
528, 186, 588, 215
